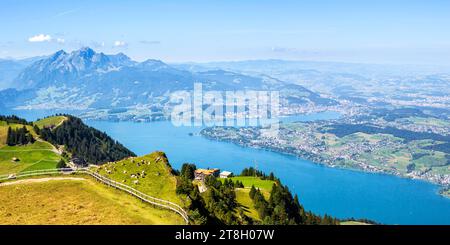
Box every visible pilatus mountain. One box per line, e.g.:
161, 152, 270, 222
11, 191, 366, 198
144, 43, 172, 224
0, 47, 336, 121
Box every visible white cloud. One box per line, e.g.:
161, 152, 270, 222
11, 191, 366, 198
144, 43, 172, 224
28, 34, 52, 42
140, 40, 160, 45
114, 40, 128, 47
56, 38, 65, 44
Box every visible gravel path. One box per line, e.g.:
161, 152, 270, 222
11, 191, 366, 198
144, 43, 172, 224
0, 177, 86, 187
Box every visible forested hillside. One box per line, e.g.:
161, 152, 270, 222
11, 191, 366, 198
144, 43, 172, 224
40, 115, 135, 164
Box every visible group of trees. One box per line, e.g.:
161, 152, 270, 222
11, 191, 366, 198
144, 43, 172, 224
56, 159, 67, 168
6, 126, 35, 146
176, 163, 210, 224
202, 176, 250, 225
176, 163, 252, 225
176, 163, 338, 225
249, 182, 338, 225
39, 115, 136, 164
240, 167, 277, 181
0, 115, 32, 125
176, 163, 197, 196
324, 123, 450, 143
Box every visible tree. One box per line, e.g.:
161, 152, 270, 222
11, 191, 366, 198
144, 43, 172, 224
6, 127, 12, 146
40, 116, 135, 164
180, 163, 196, 180
56, 159, 67, 168
249, 185, 257, 199
6, 126, 34, 146
33, 124, 41, 135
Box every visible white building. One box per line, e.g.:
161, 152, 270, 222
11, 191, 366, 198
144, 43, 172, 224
219, 171, 233, 178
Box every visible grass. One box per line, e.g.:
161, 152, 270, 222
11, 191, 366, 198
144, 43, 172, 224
340, 221, 371, 225
0, 141, 61, 175
235, 188, 261, 221
0, 117, 66, 175
34, 116, 67, 129
407, 117, 450, 127
0, 121, 38, 147
413, 151, 448, 167
0, 121, 8, 146
95, 151, 181, 205
219, 176, 273, 222
0, 178, 184, 224
224, 176, 276, 191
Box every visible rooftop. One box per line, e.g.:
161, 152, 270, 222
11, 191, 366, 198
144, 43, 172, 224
195, 168, 219, 175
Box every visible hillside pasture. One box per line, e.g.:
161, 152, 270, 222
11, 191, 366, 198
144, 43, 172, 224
0, 178, 184, 224
34, 116, 67, 129
95, 151, 181, 205
0, 141, 61, 175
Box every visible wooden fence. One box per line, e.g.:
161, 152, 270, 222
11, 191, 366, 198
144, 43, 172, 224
0, 168, 189, 224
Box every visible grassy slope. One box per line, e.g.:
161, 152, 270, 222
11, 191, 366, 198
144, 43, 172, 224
221, 176, 274, 221
340, 221, 371, 225
235, 188, 261, 221
95, 151, 181, 205
34, 116, 67, 129
0, 117, 68, 175
0, 121, 7, 147
0, 121, 38, 147
223, 176, 276, 190
0, 178, 183, 224
0, 139, 61, 175
0, 117, 185, 225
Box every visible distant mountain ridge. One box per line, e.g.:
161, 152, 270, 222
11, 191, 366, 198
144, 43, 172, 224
0, 56, 46, 90
14, 47, 136, 90
0, 47, 337, 121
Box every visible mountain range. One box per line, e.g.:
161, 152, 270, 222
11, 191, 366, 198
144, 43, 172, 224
0, 47, 336, 121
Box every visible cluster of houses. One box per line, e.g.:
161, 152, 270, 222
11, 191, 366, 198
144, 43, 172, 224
194, 168, 232, 181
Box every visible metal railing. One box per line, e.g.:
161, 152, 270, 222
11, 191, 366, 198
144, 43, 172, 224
0, 168, 189, 224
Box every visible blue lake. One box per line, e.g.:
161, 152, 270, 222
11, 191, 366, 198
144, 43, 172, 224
6, 109, 450, 224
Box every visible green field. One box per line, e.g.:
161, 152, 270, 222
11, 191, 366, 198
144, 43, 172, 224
406, 117, 450, 127
223, 176, 276, 191
0, 177, 184, 224
34, 116, 67, 129
0, 116, 68, 175
0, 141, 61, 175
220, 176, 274, 222
235, 188, 263, 221
95, 151, 181, 205
340, 221, 371, 225
0, 121, 8, 146
0, 121, 38, 147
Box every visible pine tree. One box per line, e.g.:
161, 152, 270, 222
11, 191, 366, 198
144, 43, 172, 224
56, 159, 67, 168
6, 127, 13, 146
33, 124, 40, 135
249, 185, 257, 199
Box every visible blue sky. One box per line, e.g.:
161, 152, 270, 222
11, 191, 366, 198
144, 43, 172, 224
1, 0, 450, 65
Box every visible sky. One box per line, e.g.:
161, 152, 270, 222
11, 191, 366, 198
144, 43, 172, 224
1, 0, 450, 65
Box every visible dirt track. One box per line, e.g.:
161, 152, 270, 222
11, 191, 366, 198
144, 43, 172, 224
0, 177, 86, 187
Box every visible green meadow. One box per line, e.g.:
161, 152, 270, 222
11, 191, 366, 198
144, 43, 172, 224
0, 141, 61, 175
0, 178, 184, 224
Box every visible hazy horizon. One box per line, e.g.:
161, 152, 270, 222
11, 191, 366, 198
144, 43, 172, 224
1, 0, 450, 66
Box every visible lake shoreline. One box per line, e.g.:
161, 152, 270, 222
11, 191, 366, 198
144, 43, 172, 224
200, 132, 448, 197
7, 110, 450, 224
